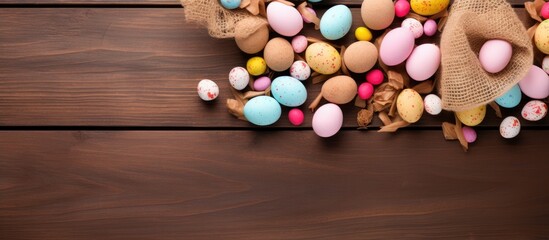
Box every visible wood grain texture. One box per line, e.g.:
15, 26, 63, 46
0, 8, 541, 128
1, 130, 548, 239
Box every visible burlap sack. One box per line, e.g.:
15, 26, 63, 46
439, 0, 533, 112
180, 0, 261, 38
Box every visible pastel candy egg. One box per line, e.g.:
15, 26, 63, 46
361, 0, 395, 30
288, 108, 305, 126
495, 85, 522, 109
535, 20, 549, 54
305, 42, 341, 75
302, 7, 316, 23
366, 69, 384, 85
358, 82, 374, 100
244, 96, 281, 126
264, 37, 294, 72
246, 57, 267, 76
479, 40, 512, 74
291, 35, 308, 53
197, 79, 219, 101
229, 67, 250, 90
543, 56, 549, 74
423, 19, 437, 37
394, 0, 411, 18
396, 89, 424, 123
253, 76, 271, 91
343, 41, 378, 73
500, 116, 521, 139
406, 44, 441, 81
423, 94, 442, 115
518, 65, 549, 99
401, 18, 423, 39
320, 5, 353, 40
542, 2, 549, 19
312, 103, 343, 138
521, 100, 548, 121
462, 126, 477, 143
380, 27, 415, 66
411, 0, 449, 16
267, 1, 303, 37
456, 105, 486, 127
271, 76, 307, 107
290, 61, 311, 81
220, 0, 241, 10
355, 27, 372, 41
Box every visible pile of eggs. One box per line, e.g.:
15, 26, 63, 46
197, 0, 549, 140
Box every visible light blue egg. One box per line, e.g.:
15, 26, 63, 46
271, 76, 307, 107
495, 84, 522, 108
320, 5, 352, 40
244, 96, 281, 126
219, 0, 241, 10
308, 0, 322, 2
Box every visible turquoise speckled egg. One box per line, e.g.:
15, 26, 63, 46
495, 85, 522, 109
271, 76, 307, 107
320, 5, 353, 40
244, 96, 281, 126
219, 0, 241, 10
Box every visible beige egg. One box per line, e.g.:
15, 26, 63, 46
264, 37, 294, 72
235, 18, 269, 54
396, 89, 424, 123
305, 42, 341, 75
361, 0, 395, 30
456, 105, 486, 127
343, 41, 378, 73
535, 20, 549, 54
322, 75, 358, 104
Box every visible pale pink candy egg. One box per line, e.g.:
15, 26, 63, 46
423, 19, 437, 37
290, 60, 311, 81
366, 69, 384, 85
267, 2, 303, 37
462, 126, 477, 143
406, 43, 441, 81
288, 108, 305, 126
519, 65, 549, 99
394, 0, 411, 18
521, 100, 548, 121
380, 27, 415, 66
291, 35, 308, 53
253, 76, 271, 91
312, 103, 343, 138
479, 40, 512, 74
302, 7, 316, 23
401, 18, 423, 39
358, 82, 374, 100
500, 116, 521, 139
542, 2, 549, 19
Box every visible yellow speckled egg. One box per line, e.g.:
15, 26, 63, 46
456, 105, 486, 127
396, 89, 424, 123
305, 42, 341, 75
535, 20, 549, 54
246, 57, 267, 76
411, 0, 449, 16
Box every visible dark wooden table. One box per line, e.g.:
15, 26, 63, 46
1, 0, 549, 239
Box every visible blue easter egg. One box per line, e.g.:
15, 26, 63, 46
244, 96, 281, 126
308, 0, 322, 2
320, 5, 353, 40
219, 0, 241, 10
495, 84, 522, 108
271, 76, 307, 107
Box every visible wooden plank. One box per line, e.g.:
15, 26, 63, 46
1, 130, 548, 239
0, 8, 540, 128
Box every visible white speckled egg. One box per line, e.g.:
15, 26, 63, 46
244, 96, 281, 126
401, 18, 423, 39
197, 79, 219, 101
500, 116, 521, 139
423, 94, 442, 115
290, 61, 311, 81
521, 100, 548, 121
271, 76, 307, 107
543, 56, 549, 74
229, 67, 250, 90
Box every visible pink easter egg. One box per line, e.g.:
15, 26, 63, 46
461, 126, 477, 143
267, 2, 303, 37
479, 40, 512, 74
312, 103, 343, 138
519, 65, 549, 99
394, 0, 411, 18
291, 35, 308, 53
302, 7, 317, 23
423, 19, 437, 37
380, 27, 415, 66
366, 69, 384, 85
253, 76, 271, 91
288, 108, 305, 126
358, 82, 374, 100
542, 2, 549, 19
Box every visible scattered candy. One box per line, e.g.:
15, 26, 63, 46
355, 27, 372, 41
462, 127, 477, 143
291, 35, 308, 53
500, 116, 521, 139
253, 76, 271, 91
288, 108, 305, 126
246, 57, 267, 76
366, 69, 384, 85
229, 67, 250, 90
358, 82, 374, 100
197, 79, 219, 101
290, 61, 311, 81
542, 2, 549, 19
423, 19, 438, 37
302, 7, 317, 23
394, 0, 411, 18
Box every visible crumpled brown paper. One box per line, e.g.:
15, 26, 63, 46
442, 115, 469, 152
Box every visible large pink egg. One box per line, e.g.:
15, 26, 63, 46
519, 65, 549, 99
267, 2, 303, 37
406, 44, 440, 81
479, 40, 512, 74
380, 27, 415, 66
312, 103, 343, 138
